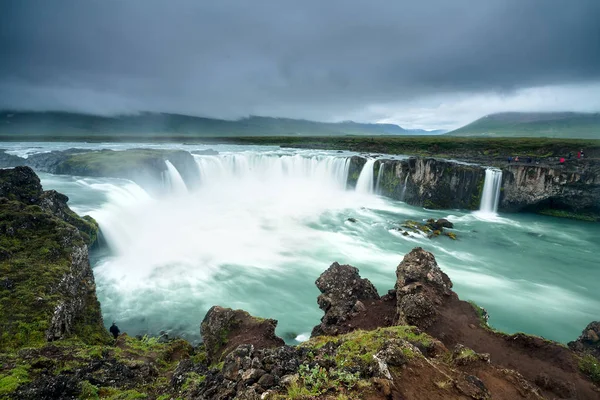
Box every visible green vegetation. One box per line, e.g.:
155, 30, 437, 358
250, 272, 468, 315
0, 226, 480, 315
0, 365, 30, 397
0, 199, 108, 351
448, 112, 600, 139
579, 354, 600, 384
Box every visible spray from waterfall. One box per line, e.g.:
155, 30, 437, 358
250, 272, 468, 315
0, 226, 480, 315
355, 159, 376, 194
375, 163, 385, 194
479, 168, 503, 214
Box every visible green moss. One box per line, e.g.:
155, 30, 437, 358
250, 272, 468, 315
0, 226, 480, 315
0, 365, 30, 397
79, 380, 99, 399
305, 326, 430, 370
99, 388, 148, 399
579, 354, 600, 384
181, 372, 206, 392
453, 347, 478, 364
444, 232, 457, 240
469, 176, 485, 210
0, 199, 110, 351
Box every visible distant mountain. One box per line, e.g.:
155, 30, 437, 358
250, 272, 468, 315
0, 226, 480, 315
0, 111, 444, 138
448, 112, 600, 138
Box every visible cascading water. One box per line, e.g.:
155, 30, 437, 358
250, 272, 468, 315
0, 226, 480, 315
375, 163, 385, 194
479, 168, 503, 214
193, 153, 350, 190
164, 160, 188, 194
400, 174, 409, 202
355, 159, 376, 194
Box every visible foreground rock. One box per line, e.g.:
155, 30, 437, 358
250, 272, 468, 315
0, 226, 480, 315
201, 306, 285, 363
0, 167, 108, 351
395, 247, 454, 328
569, 321, 600, 360
311, 262, 381, 337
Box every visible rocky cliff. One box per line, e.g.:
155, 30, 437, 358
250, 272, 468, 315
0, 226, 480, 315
0, 167, 108, 351
501, 161, 600, 216
349, 155, 600, 218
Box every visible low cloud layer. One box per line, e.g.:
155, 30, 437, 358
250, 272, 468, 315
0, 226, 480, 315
1, 0, 599, 129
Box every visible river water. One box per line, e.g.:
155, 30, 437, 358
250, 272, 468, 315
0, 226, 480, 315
3, 142, 599, 344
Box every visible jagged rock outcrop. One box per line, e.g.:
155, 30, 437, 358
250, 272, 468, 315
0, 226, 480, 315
568, 321, 600, 360
0, 166, 108, 350
200, 306, 285, 363
501, 163, 600, 215
311, 262, 380, 337
395, 247, 454, 328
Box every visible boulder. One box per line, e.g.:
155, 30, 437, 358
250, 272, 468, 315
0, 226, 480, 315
311, 262, 380, 337
200, 306, 285, 363
568, 321, 600, 360
395, 247, 453, 328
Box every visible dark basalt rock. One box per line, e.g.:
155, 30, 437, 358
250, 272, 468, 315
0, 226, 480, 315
395, 247, 453, 328
200, 306, 285, 363
311, 262, 380, 337
568, 321, 600, 360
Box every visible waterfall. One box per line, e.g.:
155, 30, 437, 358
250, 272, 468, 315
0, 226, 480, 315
479, 168, 503, 214
355, 159, 376, 194
164, 160, 188, 194
400, 174, 409, 202
375, 163, 385, 194
193, 153, 350, 190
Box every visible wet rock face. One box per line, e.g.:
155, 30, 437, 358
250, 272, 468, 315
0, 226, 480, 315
568, 321, 600, 360
372, 157, 486, 210
200, 306, 285, 363
311, 262, 380, 337
501, 163, 600, 214
395, 247, 453, 328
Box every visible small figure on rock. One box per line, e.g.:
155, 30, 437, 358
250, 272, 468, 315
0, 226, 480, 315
109, 322, 120, 339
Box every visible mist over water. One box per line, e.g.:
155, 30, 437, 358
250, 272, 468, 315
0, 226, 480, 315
7, 142, 598, 344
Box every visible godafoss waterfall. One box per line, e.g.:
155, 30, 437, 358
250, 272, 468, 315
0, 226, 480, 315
2, 142, 599, 346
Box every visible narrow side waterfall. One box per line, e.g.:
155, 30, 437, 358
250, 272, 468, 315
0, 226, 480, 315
375, 163, 385, 194
164, 160, 188, 194
479, 168, 503, 214
400, 174, 409, 202
355, 159, 376, 194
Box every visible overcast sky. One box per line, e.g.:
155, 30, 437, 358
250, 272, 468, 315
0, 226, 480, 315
1, 0, 599, 130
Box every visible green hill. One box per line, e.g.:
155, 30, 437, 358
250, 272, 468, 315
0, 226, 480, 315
448, 112, 600, 139
0, 111, 444, 138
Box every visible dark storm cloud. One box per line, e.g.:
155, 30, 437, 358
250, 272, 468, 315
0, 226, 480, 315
1, 0, 599, 125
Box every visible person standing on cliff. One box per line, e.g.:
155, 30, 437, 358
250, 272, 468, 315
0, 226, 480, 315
110, 322, 120, 339
578, 150, 582, 159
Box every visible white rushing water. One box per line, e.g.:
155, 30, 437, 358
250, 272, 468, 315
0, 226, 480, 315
375, 163, 385, 194
164, 160, 188, 194
355, 158, 376, 194
7, 142, 597, 345
479, 168, 503, 215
